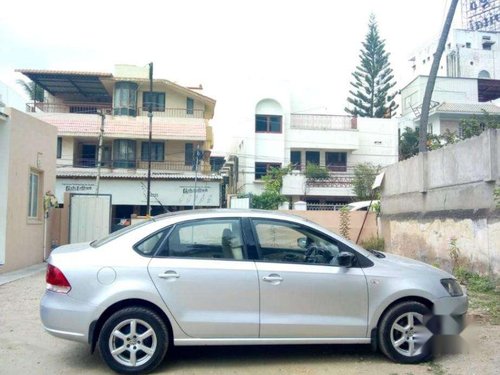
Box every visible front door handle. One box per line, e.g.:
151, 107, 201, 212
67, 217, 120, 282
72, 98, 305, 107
263, 274, 283, 283
158, 270, 180, 279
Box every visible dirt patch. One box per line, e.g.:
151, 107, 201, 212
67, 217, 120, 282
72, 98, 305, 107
0, 271, 498, 375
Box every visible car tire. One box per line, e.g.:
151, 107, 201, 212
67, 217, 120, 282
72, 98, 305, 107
378, 301, 433, 364
98, 307, 169, 374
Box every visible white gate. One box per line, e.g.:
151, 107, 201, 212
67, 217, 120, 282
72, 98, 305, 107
69, 194, 111, 243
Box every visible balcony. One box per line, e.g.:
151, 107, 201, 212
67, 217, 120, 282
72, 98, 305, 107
69, 158, 218, 172
290, 114, 357, 131
27, 103, 208, 141
282, 168, 355, 198
27, 102, 207, 119
288, 114, 359, 150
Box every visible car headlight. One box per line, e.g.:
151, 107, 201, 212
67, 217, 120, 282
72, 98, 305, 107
441, 278, 463, 296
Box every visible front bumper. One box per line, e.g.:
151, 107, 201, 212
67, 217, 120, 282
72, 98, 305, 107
431, 294, 468, 335
40, 291, 96, 344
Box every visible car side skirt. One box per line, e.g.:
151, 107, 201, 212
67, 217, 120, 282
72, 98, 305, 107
175, 338, 371, 346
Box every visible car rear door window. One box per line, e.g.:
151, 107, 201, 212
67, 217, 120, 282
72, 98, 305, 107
162, 219, 245, 260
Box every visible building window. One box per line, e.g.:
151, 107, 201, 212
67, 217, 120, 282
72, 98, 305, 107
141, 142, 164, 162
143, 92, 165, 112
290, 151, 301, 169
305, 151, 320, 165
114, 81, 138, 116
186, 97, 194, 115
466, 42, 471, 48
255, 115, 282, 133
57, 137, 62, 159
113, 139, 136, 168
255, 162, 281, 180
28, 169, 41, 219
325, 152, 347, 172
185, 143, 193, 166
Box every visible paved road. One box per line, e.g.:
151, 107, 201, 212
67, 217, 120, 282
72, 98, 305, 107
0, 269, 498, 375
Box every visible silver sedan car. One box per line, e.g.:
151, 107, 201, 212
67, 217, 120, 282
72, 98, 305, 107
41, 209, 467, 373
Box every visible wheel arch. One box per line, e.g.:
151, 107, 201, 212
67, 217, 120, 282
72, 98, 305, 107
89, 298, 174, 353
370, 295, 434, 350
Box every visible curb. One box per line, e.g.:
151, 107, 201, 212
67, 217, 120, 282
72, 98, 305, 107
0, 263, 46, 286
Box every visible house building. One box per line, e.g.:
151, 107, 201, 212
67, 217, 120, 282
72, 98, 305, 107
410, 29, 500, 79
400, 75, 500, 135
17, 65, 220, 226
401, 28, 500, 136
225, 84, 399, 207
0, 106, 57, 273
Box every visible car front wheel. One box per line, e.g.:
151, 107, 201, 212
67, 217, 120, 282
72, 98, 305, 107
378, 301, 433, 364
98, 307, 169, 374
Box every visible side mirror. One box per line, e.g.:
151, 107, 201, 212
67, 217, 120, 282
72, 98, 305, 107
338, 252, 355, 267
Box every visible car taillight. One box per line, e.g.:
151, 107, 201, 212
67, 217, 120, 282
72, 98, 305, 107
46, 264, 71, 294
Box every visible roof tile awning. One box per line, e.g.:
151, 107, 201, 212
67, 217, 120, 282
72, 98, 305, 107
32, 113, 207, 140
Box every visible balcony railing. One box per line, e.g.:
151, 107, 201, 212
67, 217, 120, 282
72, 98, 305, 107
70, 158, 215, 172
290, 114, 357, 131
290, 164, 355, 188
26, 102, 206, 118
306, 175, 355, 188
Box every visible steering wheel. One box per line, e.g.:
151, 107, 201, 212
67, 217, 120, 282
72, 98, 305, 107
305, 245, 334, 264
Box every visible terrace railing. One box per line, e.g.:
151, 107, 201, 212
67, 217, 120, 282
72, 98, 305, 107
290, 114, 357, 131
26, 102, 206, 118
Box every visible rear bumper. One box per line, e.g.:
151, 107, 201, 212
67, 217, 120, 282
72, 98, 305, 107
40, 291, 95, 344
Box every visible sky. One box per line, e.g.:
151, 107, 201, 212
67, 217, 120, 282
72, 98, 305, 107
0, 0, 463, 153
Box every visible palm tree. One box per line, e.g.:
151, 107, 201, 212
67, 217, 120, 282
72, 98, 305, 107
16, 79, 44, 102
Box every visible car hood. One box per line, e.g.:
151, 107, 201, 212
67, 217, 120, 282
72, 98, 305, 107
370, 252, 453, 279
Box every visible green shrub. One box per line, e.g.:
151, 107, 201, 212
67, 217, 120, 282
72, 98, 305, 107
360, 236, 385, 251
305, 163, 329, 179
455, 268, 496, 293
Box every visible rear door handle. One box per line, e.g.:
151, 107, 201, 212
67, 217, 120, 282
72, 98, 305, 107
158, 270, 180, 279
263, 274, 283, 283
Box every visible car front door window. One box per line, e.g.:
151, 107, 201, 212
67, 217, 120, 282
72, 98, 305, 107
253, 220, 341, 265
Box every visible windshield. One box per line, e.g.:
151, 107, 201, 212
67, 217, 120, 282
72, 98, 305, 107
90, 218, 154, 248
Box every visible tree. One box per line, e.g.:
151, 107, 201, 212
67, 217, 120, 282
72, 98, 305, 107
250, 166, 290, 210
399, 127, 442, 160
16, 79, 44, 102
399, 111, 500, 160
352, 163, 381, 201
345, 14, 398, 118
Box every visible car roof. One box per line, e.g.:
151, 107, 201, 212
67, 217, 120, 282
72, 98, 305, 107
152, 208, 311, 223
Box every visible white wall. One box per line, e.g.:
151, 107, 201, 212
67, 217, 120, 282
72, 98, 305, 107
409, 29, 500, 79
0, 117, 10, 264
400, 76, 479, 117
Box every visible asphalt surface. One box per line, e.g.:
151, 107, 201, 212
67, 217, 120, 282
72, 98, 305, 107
0, 267, 498, 375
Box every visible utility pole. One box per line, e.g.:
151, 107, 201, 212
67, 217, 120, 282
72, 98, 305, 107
192, 145, 203, 210
146, 62, 153, 216
95, 110, 105, 195
419, 0, 459, 152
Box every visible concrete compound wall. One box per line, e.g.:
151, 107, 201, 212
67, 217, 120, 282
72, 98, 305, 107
284, 210, 378, 245
381, 129, 499, 275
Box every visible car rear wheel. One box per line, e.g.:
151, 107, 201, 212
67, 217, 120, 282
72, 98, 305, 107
378, 301, 433, 364
98, 307, 168, 374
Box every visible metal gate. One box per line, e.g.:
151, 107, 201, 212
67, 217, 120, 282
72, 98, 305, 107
69, 194, 111, 243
